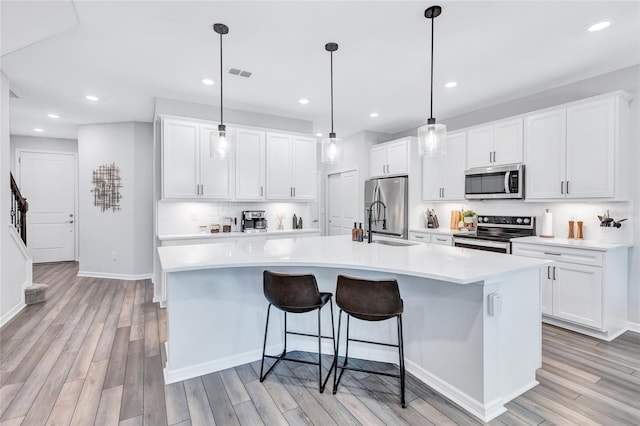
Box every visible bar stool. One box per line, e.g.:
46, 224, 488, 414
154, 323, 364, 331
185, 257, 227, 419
332, 274, 406, 407
259, 270, 337, 393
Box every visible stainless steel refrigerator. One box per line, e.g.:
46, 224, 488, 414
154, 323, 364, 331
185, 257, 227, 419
364, 176, 408, 239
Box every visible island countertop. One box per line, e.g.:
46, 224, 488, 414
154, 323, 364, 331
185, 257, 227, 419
158, 234, 550, 284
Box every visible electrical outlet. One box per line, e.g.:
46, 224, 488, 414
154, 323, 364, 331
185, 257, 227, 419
112, 251, 118, 261
191, 212, 198, 221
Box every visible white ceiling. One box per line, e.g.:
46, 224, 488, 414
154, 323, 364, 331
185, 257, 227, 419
2, 1, 639, 140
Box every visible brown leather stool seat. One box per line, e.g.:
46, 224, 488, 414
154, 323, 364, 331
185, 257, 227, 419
332, 274, 406, 407
259, 271, 336, 393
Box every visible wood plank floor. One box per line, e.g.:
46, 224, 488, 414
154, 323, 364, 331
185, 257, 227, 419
1, 262, 639, 425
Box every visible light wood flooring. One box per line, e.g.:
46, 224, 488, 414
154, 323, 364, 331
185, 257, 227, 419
1, 262, 639, 425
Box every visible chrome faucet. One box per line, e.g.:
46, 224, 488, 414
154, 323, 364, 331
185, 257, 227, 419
367, 200, 387, 243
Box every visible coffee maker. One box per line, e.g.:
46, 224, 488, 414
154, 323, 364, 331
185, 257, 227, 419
241, 211, 267, 233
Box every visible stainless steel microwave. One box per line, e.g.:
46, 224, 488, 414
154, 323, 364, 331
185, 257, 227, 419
464, 164, 524, 200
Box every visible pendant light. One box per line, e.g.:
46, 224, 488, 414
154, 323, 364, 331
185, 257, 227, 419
418, 6, 447, 157
211, 23, 234, 159
321, 42, 343, 164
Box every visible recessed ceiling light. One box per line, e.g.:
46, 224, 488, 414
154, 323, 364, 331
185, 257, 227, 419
445, 81, 458, 88
298, 98, 309, 105
369, 112, 379, 118
315, 133, 323, 137
202, 78, 214, 86
47, 113, 59, 119
34, 128, 44, 132
85, 95, 99, 101
588, 20, 611, 32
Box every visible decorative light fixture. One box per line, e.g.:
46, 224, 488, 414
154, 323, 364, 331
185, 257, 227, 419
321, 42, 343, 164
211, 23, 234, 159
418, 5, 447, 157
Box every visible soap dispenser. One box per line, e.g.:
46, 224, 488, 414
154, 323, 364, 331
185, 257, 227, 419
292, 213, 298, 229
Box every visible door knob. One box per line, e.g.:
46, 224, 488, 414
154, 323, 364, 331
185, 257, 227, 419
65, 220, 74, 224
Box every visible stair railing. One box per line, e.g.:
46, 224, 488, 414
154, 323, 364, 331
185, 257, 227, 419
9, 172, 28, 245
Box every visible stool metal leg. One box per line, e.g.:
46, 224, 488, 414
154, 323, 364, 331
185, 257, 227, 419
332, 309, 343, 394
259, 304, 272, 381
317, 307, 322, 392
398, 314, 406, 408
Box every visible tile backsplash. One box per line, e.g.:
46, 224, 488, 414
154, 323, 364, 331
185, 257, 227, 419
415, 200, 634, 243
158, 201, 312, 235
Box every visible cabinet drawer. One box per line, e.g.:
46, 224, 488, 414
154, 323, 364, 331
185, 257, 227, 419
409, 233, 431, 243
512, 243, 603, 267
431, 235, 453, 246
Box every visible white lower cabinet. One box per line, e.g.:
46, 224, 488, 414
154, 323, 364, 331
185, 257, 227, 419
409, 230, 452, 246
512, 241, 628, 340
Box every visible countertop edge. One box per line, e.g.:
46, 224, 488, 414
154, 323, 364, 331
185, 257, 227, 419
158, 228, 321, 241
511, 236, 633, 251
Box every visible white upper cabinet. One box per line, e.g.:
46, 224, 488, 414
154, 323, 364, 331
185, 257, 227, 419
466, 118, 523, 169
200, 124, 234, 199
565, 97, 615, 198
235, 129, 265, 200
162, 119, 199, 199
525, 93, 628, 200
370, 138, 409, 178
422, 132, 466, 201
266, 133, 316, 200
524, 108, 566, 200
162, 118, 233, 200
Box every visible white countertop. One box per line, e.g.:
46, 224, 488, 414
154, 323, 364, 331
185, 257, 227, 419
158, 234, 550, 285
511, 236, 632, 251
158, 228, 320, 241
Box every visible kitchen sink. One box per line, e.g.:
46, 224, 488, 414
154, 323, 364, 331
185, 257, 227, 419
372, 239, 416, 247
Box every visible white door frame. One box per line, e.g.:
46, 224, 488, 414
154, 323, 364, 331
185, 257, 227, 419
325, 167, 359, 236
15, 149, 79, 261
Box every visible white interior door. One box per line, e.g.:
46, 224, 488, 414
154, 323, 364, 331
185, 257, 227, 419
18, 151, 76, 263
327, 170, 358, 236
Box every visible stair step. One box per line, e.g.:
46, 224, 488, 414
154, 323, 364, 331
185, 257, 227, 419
25, 283, 49, 305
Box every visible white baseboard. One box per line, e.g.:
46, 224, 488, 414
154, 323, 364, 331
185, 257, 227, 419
0, 301, 26, 328
77, 271, 153, 281
405, 358, 507, 422
627, 321, 640, 333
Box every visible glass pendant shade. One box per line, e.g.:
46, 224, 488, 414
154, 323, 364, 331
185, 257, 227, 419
418, 119, 447, 157
321, 135, 342, 164
210, 125, 235, 159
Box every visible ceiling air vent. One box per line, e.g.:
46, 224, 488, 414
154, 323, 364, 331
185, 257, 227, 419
228, 68, 252, 78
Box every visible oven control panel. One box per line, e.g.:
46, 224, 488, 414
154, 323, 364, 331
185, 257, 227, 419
477, 216, 535, 228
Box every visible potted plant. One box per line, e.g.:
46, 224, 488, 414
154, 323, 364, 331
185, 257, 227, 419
461, 210, 477, 224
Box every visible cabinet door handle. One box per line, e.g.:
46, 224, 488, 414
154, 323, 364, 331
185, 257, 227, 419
566, 181, 569, 194
442, 187, 445, 198
547, 266, 550, 280
544, 251, 562, 256
414, 235, 425, 239
290, 187, 293, 197
260, 186, 264, 197
552, 266, 557, 280
560, 181, 564, 194
293, 187, 296, 197
493, 151, 496, 163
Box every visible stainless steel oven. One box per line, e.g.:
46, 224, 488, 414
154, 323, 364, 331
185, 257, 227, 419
453, 215, 535, 254
465, 164, 524, 200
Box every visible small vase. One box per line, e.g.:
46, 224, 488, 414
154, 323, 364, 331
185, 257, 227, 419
464, 216, 474, 224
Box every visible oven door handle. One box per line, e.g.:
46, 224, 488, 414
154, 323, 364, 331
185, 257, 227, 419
453, 238, 510, 250
504, 172, 511, 194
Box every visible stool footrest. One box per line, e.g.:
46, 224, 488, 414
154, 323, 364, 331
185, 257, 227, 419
348, 337, 399, 348
287, 331, 335, 340
336, 364, 401, 379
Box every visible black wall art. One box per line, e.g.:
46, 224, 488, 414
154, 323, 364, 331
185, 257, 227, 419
91, 162, 122, 212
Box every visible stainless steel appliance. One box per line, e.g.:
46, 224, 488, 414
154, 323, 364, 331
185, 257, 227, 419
453, 215, 535, 254
241, 210, 267, 233
364, 176, 408, 239
464, 164, 524, 200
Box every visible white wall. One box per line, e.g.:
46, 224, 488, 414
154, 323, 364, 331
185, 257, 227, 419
10, 135, 77, 172
0, 70, 28, 325
154, 97, 313, 134
78, 122, 153, 278
158, 201, 311, 235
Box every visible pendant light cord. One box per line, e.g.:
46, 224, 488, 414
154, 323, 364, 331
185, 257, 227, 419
219, 31, 224, 126
330, 50, 334, 135
429, 15, 434, 120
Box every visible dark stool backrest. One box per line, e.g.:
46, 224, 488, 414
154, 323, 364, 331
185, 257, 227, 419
335, 275, 403, 321
263, 270, 323, 313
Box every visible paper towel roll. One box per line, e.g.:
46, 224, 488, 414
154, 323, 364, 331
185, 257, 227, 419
541, 209, 554, 238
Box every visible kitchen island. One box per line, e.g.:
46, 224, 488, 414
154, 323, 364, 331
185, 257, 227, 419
158, 235, 550, 421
